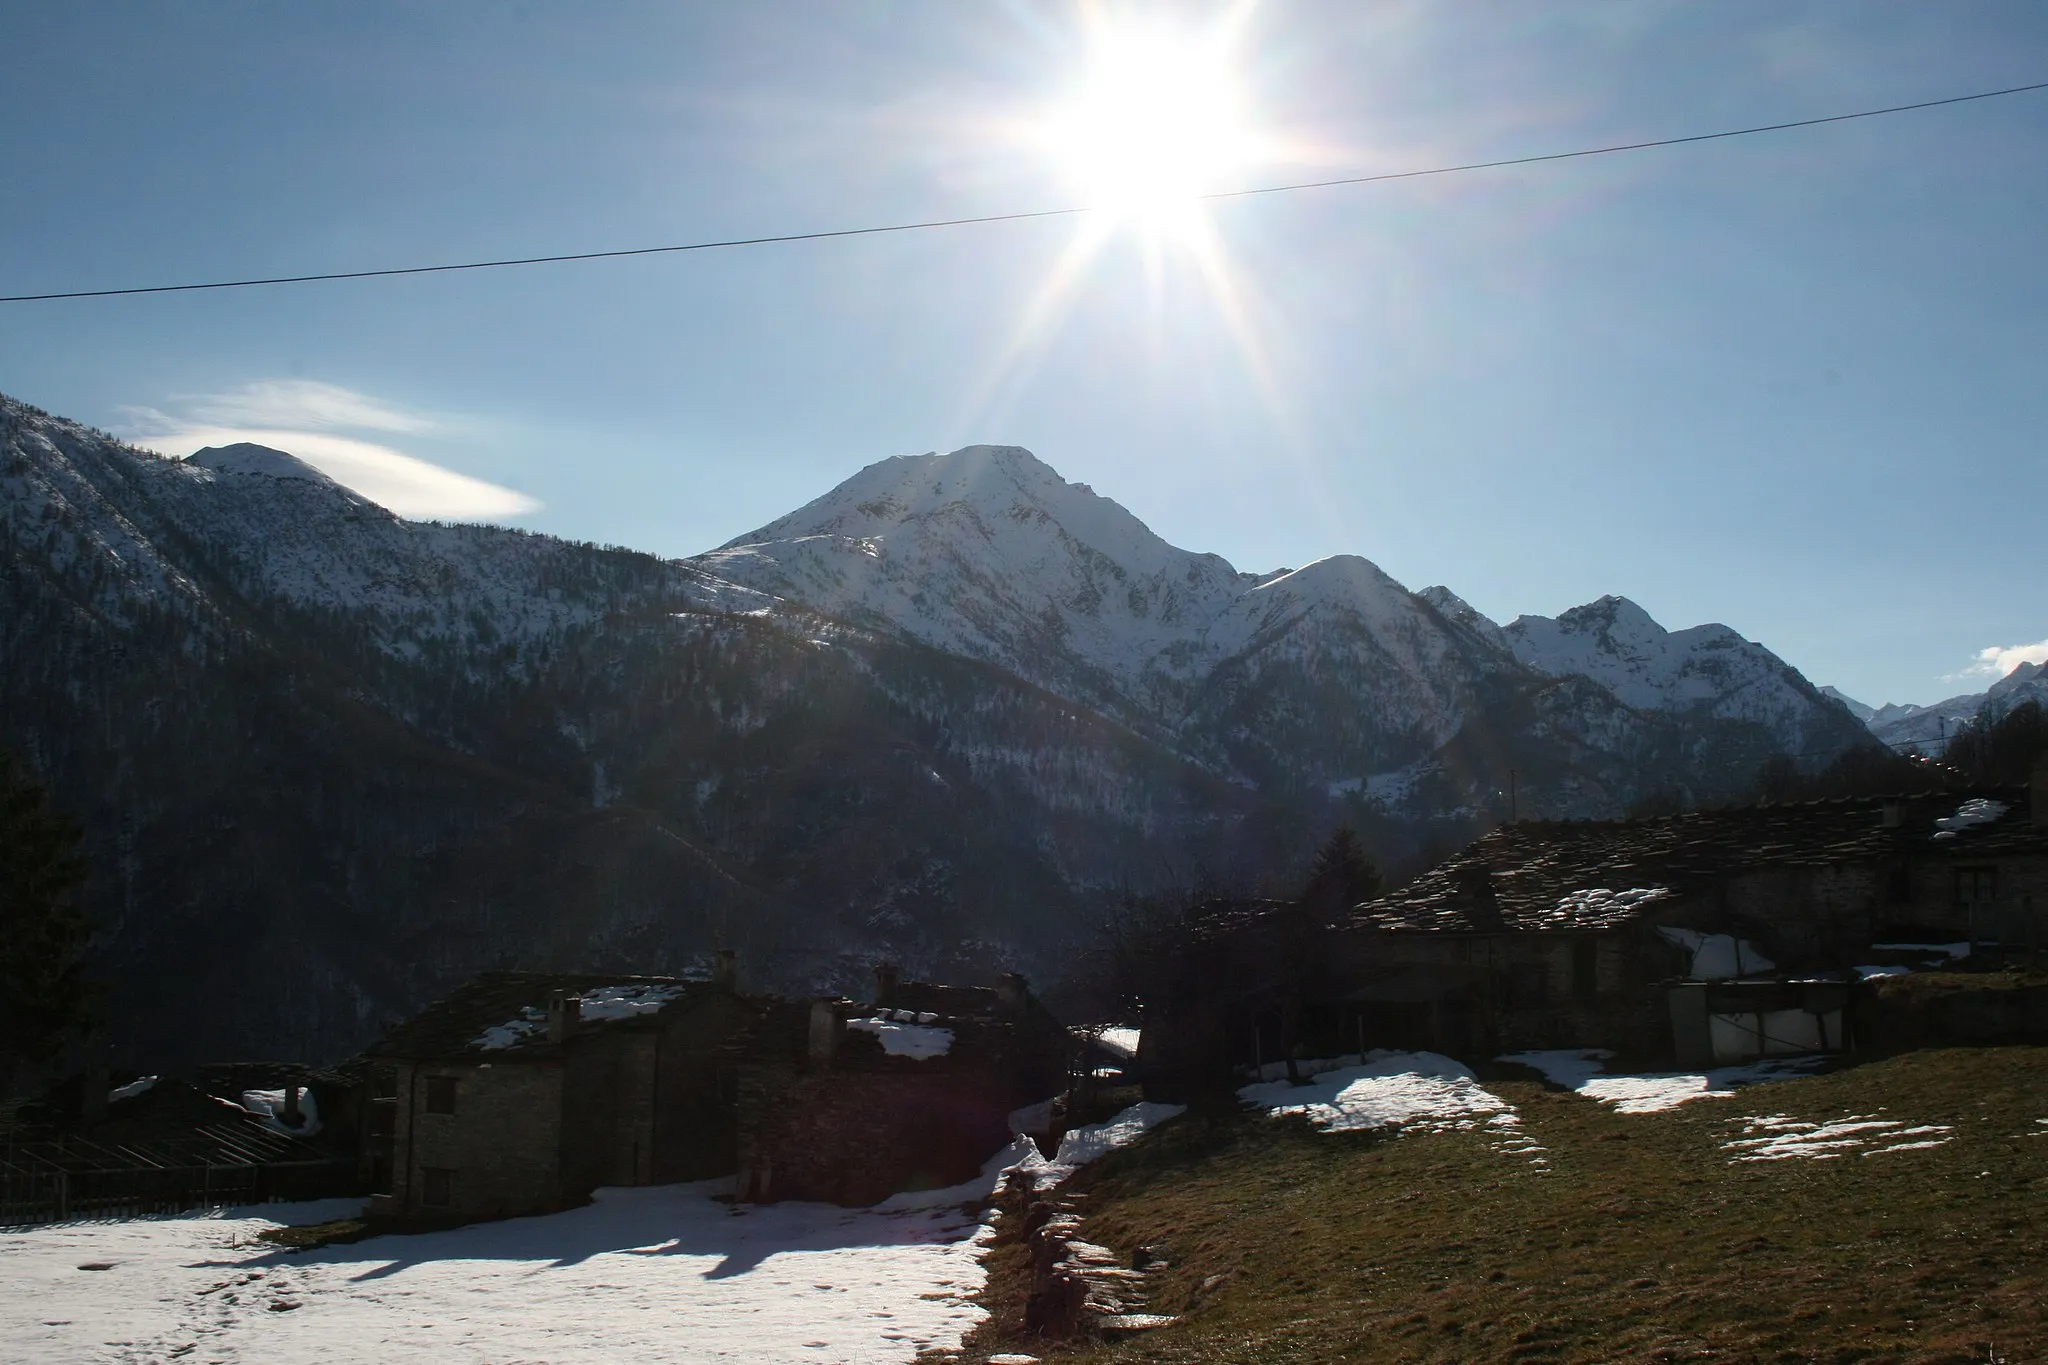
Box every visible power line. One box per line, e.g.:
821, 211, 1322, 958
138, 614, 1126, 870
5, 78, 2046, 305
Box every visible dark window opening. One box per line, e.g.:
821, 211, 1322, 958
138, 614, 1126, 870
1956, 867, 1998, 907
369, 1155, 392, 1195
424, 1076, 458, 1115
367, 1099, 396, 1137
1572, 938, 1600, 1002
421, 1166, 454, 1207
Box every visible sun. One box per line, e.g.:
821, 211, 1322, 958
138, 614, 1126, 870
1037, 9, 1259, 229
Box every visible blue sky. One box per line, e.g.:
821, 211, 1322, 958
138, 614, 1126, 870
4, 1, 2045, 707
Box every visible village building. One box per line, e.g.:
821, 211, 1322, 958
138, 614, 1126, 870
1139, 770, 2047, 1093
1332, 775, 2047, 1067
362, 962, 756, 1224
733, 968, 1068, 1207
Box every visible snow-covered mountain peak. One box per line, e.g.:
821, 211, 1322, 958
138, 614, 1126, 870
187, 442, 337, 485
1417, 585, 1507, 645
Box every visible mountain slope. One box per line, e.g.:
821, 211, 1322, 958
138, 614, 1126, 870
3, 400, 1877, 1064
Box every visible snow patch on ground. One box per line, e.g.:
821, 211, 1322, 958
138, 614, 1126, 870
1, 1184, 1001, 1364
1724, 1114, 1955, 1162
1239, 1052, 1540, 1161
1023, 1102, 1187, 1188
1501, 1049, 1826, 1113
847, 1015, 955, 1060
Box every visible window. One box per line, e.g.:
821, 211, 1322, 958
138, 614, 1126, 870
421, 1167, 454, 1207
1956, 867, 1998, 907
367, 1098, 396, 1137
423, 1076, 458, 1115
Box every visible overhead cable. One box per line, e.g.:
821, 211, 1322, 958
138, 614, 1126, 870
4, 78, 2045, 305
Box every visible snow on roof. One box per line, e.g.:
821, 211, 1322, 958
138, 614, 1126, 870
471, 983, 686, 1051
847, 1014, 954, 1060
108, 1075, 158, 1104
1933, 798, 2007, 839
1089, 1026, 1140, 1060
1534, 886, 1672, 928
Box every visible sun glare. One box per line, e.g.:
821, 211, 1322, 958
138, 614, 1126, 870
1039, 13, 1258, 229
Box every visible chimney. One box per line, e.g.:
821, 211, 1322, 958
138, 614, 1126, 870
807, 999, 841, 1068
994, 972, 1030, 1013
547, 992, 582, 1043
713, 948, 738, 992
281, 1081, 302, 1126
873, 962, 898, 1007
1881, 799, 1904, 829
2033, 756, 2048, 830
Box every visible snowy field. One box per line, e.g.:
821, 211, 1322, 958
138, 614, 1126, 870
2, 1103, 1185, 1365
3, 1185, 994, 1364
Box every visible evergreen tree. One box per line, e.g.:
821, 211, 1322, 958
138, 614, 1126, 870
0, 750, 94, 1091
1299, 825, 1383, 915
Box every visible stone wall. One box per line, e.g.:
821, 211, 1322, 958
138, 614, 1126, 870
387, 1059, 566, 1222
737, 1061, 1014, 1206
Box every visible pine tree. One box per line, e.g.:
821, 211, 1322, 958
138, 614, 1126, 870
1299, 825, 1383, 915
0, 750, 95, 1092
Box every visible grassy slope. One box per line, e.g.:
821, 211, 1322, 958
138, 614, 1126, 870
969, 1049, 2048, 1364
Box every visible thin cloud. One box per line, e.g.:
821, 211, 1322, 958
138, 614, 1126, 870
1963, 638, 2048, 679
122, 380, 539, 521
183, 378, 437, 434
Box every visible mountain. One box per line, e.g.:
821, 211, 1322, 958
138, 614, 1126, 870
699, 447, 1871, 807
2, 397, 1875, 1065
1494, 595, 1862, 760
1845, 661, 2048, 751
1819, 686, 1876, 723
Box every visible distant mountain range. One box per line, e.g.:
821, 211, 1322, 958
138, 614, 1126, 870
1825, 663, 2048, 752
1, 397, 1874, 1064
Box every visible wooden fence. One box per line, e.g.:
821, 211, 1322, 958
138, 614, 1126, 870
1, 1124, 359, 1227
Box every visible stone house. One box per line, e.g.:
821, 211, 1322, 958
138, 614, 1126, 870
362, 963, 756, 1223
733, 968, 1068, 1207
1332, 775, 2048, 1066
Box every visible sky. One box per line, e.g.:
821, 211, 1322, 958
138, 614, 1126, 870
3, 1, 2045, 708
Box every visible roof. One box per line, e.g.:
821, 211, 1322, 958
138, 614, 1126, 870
365, 972, 725, 1061
1355, 786, 2044, 935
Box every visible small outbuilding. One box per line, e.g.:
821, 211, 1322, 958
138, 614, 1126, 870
733, 968, 1067, 1207
362, 964, 756, 1224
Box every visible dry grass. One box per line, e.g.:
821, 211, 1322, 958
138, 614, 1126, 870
965, 1048, 2048, 1364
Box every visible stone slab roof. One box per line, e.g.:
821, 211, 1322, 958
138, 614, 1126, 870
365, 971, 718, 1061
1353, 786, 2043, 935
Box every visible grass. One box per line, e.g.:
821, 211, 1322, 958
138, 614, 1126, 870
964, 1048, 2048, 1364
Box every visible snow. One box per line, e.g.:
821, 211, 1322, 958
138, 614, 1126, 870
1539, 886, 1671, 928
1094, 1027, 1140, 1060
107, 1075, 158, 1103
187, 443, 338, 484
1501, 1049, 1827, 1113
0, 1184, 1002, 1364
1656, 926, 1778, 979
1724, 1114, 1955, 1162
237, 1087, 321, 1137
847, 1015, 955, 1060
1933, 798, 2008, 839
471, 983, 686, 1050
1046, 1102, 1184, 1171
1856, 965, 1910, 979
1240, 1051, 1513, 1135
